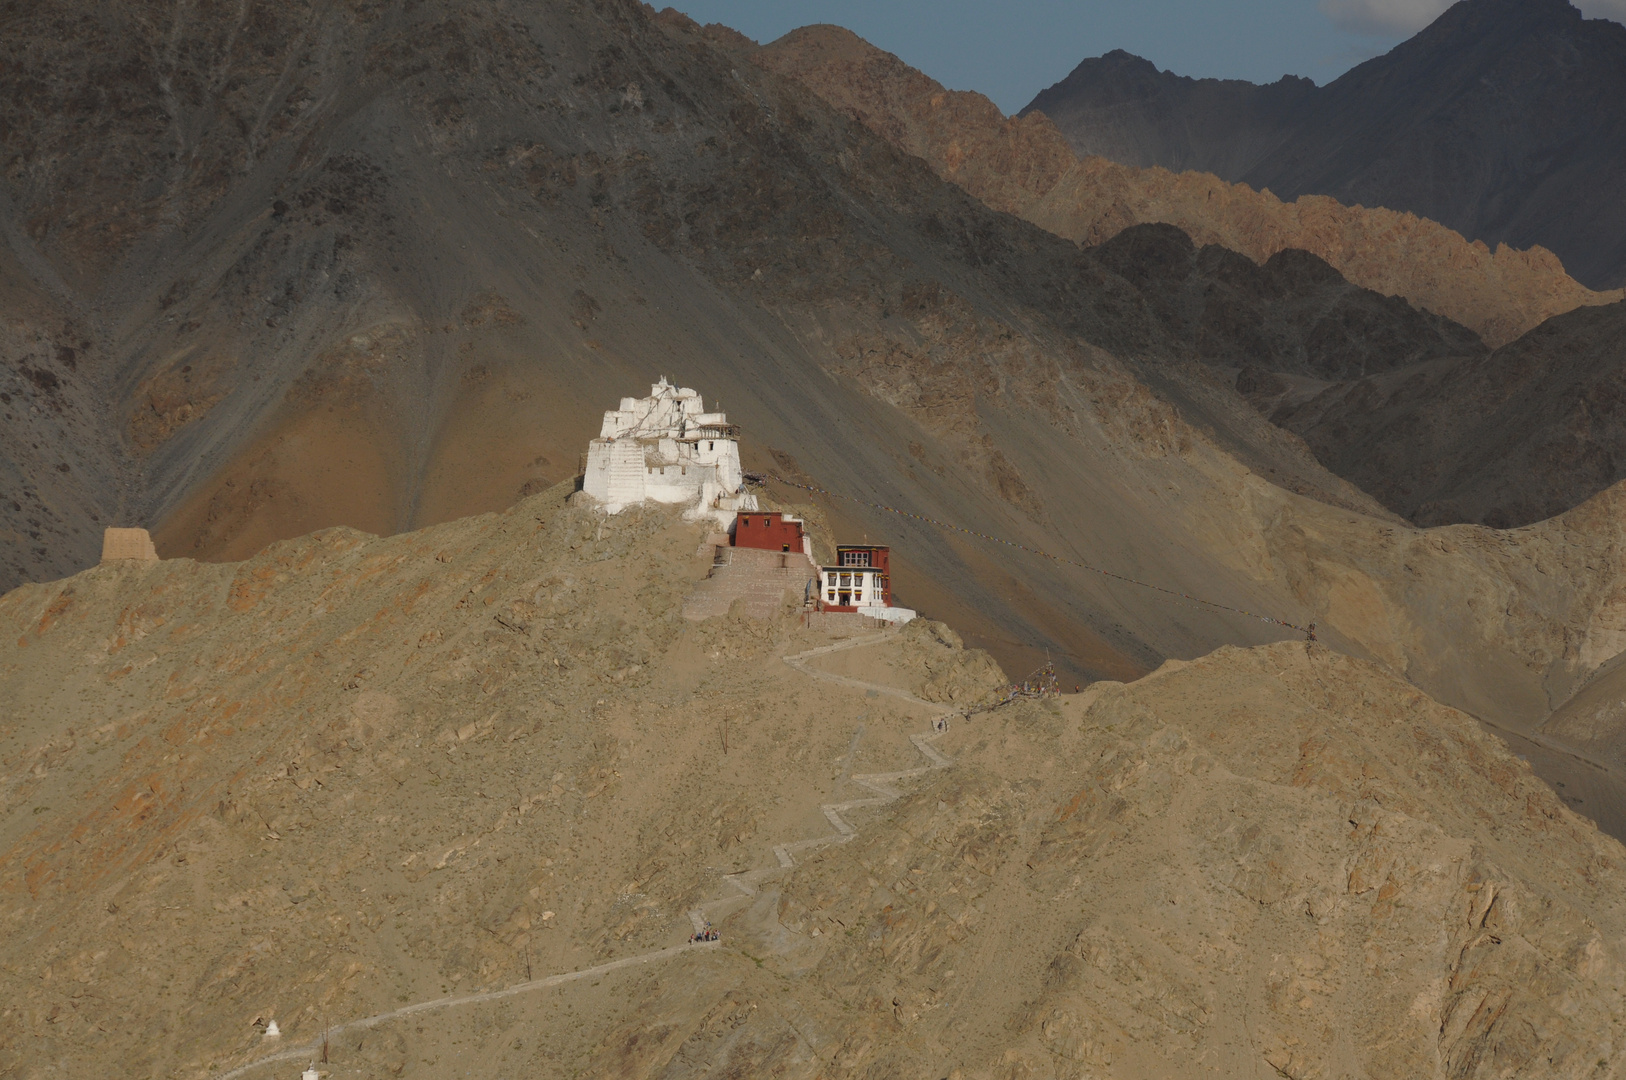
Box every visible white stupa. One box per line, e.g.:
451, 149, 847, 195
581, 378, 757, 527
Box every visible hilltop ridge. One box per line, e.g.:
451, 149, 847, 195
4, 490, 1625, 1078
6, 3, 1626, 1077
757, 22, 1621, 349
1022, 0, 1626, 289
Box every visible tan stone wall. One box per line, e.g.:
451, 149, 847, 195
100, 528, 158, 563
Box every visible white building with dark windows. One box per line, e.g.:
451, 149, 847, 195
819, 544, 915, 623
581, 378, 758, 527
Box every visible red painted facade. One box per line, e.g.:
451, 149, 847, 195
733, 511, 806, 553
836, 545, 890, 580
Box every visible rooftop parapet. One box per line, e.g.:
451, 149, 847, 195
598, 377, 735, 440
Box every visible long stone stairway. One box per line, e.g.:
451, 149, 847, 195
681, 543, 817, 620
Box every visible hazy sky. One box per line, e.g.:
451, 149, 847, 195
671, 0, 1626, 113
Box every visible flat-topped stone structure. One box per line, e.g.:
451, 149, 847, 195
100, 528, 159, 563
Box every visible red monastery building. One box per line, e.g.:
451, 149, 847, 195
723, 511, 915, 624
732, 511, 810, 556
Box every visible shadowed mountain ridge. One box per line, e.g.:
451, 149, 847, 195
1268, 299, 1626, 528
758, 22, 1626, 531
1022, 0, 1626, 289
756, 22, 1619, 350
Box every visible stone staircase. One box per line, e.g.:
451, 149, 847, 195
682, 545, 817, 620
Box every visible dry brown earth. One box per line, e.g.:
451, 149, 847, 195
755, 24, 1622, 348
3, 488, 1625, 1078
7, 6, 1626, 1075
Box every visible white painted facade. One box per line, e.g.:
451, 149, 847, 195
857, 605, 917, 624
581, 378, 758, 527
821, 568, 886, 607
820, 565, 917, 623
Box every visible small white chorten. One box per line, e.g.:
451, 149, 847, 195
581, 378, 757, 527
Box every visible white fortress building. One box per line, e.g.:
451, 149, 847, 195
581, 378, 758, 527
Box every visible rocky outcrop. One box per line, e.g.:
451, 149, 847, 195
1273, 300, 1626, 528
757, 23, 1621, 348
1022, 0, 1626, 290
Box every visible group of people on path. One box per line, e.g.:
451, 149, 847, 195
689, 926, 719, 943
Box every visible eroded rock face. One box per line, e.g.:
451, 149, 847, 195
757, 23, 1622, 349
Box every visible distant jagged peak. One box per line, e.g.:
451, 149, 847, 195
1012, 0, 1626, 290
1044, 0, 1600, 103
1424, 0, 1592, 34
1026, 47, 1315, 107
758, 23, 1622, 347
1334, 0, 1605, 80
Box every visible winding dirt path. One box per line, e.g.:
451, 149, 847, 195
689, 633, 953, 930
212, 628, 952, 1079
213, 943, 721, 1080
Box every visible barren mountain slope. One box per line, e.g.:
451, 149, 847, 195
1022, 0, 1626, 289
0, 3, 1384, 591
1272, 300, 1626, 528
4, 491, 1626, 1079
753, 25, 1626, 535
0, 242, 127, 590
9, 0, 1626, 741
1545, 648, 1626, 770
0, 0, 1481, 689
755, 23, 1621, 348
1086, 224, 1481, 381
